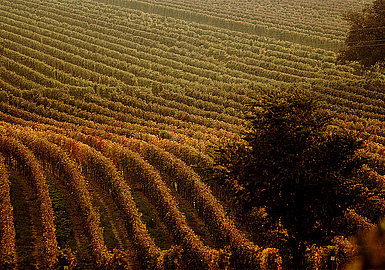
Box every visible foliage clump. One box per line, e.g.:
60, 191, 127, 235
339, 0, 385, 67
347, 220, 385, 269
208, 89, 385, 268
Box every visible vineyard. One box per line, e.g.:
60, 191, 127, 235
1, 0, 385, 269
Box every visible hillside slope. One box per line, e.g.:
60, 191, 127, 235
1, 0, 385, 269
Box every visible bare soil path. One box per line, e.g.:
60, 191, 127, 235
9, 175, 44, 269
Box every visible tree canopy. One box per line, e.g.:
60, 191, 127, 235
208, 89, 385, 268
339, 0, 385, 67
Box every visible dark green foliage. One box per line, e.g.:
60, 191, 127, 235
131, 188, 173, 250
209, 89, 384, 267
46, 177, 75, 250
339, 0, 385, 67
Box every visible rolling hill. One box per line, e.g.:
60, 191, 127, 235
1, 0, 385, 269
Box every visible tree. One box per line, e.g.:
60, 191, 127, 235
208, 90, 385, 268
338, 0, 385, 67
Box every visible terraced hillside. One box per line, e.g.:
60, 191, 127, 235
1, 0, 385, 269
